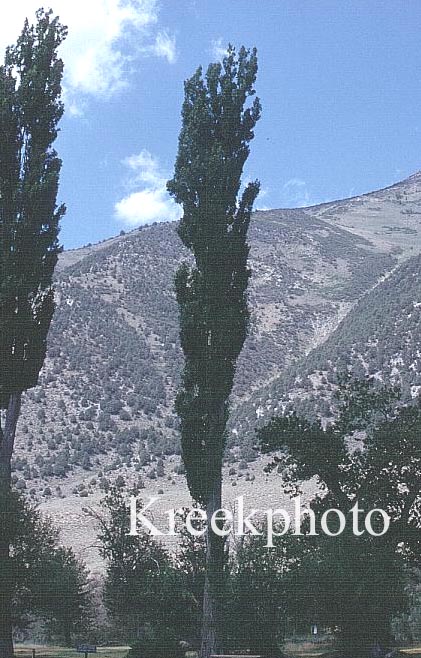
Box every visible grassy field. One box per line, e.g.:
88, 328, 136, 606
14, 647, 130, 658
284, 641, 421, 658
284, 640, 333, 658
14, 642, 421, 658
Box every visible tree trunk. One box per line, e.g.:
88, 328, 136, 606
64, 623, 72, 648
0, 392, 22, 658
200, 470, 224, 658
0, 466, 14, 658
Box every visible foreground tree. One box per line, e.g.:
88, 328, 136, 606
94, 488, 198, 645
33, 547, 90, 646
8, 493, 90, 646
167, 45, 261, 657
174, 506, 207, 645
226, 526, 306, 656
0, 10, 67, 656
258, 376, 421, 658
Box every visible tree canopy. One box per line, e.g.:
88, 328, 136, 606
258, 376, 421, 657
167, 44, 261, 504
0, 8, 67, 407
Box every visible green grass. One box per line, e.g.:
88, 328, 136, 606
284, 641, 421, 658
14, 646, 130, 658
13, 643, 421, 658
284, 640, 333, 658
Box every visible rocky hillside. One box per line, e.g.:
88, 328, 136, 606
231, 252, 421, 437
309, 171, 421, 255
11, 171, 421, 514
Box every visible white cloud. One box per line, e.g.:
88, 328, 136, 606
124, 151, 162, 185
0, 1, 176, 110
255, 186, 269, 211
211, 37, 228, 60
115, 149, 180, 226
115, 189, 178, 226
152, 31, 176, 64
281, 178, 311, 207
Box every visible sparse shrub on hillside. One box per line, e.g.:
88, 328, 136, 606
119, 408, 131, 421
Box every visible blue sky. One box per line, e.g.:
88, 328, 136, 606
2, 1, 421, 249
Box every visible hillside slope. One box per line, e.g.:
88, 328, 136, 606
231, 252, 421, 437
308, 170, 421, 255
10, 171, 421, 561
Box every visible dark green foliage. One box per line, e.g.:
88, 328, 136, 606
301, 534, 405, 658
96, 487, 172, 639
394, 569, 421, 643
29, 545, 90, 645
175, 506, 206, 628
0, 13, 67, 657
258, 377, 421, 657
167, 45, 261, 503
95, 488, 201, 644
5, 490, 90, 643
0, 9, 67, 406
225, 528, 299, 656
125, 628, 185, 658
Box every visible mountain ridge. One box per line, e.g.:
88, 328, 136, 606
58, 170, 421, 271
10, 170, 421, 563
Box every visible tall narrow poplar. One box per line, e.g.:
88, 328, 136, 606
167, 45, 261, 658
0, 10, 67, 657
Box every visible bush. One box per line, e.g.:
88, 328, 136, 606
119, 408, 132, 421
126, 628, 185, 658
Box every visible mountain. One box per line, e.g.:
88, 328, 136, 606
309, 171, 421, 255
229, 172, 421, 434
10, 171, 421, 562
231, 252, 421, 437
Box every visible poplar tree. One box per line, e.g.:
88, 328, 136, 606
167, 45, 261, 658
0, 10, 66, 657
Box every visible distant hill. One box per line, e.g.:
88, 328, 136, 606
308, 171, 421, 255
11, 171, 421, 552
